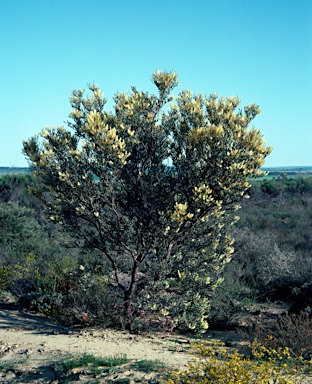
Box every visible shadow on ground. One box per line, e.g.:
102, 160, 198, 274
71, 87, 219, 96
0, 303, 72, 335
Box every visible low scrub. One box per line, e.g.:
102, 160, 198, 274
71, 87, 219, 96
243, 311, 312, 360
167, 339, 312, 383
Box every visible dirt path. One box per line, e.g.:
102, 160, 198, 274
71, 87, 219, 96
0, 304, 201, 383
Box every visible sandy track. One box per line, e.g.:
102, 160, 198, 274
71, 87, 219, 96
0, 304, 196, 382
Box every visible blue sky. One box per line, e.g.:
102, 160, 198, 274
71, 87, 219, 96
1, 0, 311, 167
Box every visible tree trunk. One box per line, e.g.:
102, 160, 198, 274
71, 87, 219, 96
122, 260, 140, 330
123, 290, 132, 330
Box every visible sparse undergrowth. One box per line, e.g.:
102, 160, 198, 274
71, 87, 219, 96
129, 359, 168, 374
55, 353, 168, 378
55, 352, 128, 374
0, 351, 170, 383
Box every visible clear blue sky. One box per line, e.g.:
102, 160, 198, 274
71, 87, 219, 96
1, 0, 311, 167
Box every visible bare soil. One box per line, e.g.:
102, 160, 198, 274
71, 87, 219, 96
0, 304, 244, 383
1, 300, 297, 383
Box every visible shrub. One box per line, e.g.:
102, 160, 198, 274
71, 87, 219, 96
0, 174, 40, 207
23, 70, 271, 332
261, 179, 280, 197
246, 311, 312, 360
60, 265, 114, 327
209, 259, 258, 328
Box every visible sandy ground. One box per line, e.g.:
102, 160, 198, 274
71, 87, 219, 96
2, 303, 310, 383
0, 304, 210, 382
0, 305, 192, 363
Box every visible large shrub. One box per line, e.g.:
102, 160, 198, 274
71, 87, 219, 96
23, 71, 271, 332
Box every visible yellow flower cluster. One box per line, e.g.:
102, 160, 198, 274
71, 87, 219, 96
167, 339, 312, 383
153, 70, 179, 91
193, 184, 213, 204
83, 110, 130, 164
171, 202, 194, 223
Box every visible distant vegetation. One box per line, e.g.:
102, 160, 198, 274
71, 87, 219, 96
0, 167, 30, 174
2, 165, 312, 177
256, 166, 312, 181
209, 174, 312, 326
